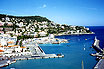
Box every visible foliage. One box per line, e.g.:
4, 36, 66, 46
0, 14, 51, 22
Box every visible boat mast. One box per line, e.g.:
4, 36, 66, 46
82, 60, 84, 69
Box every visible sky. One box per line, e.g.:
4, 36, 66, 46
0, 0, 104, 26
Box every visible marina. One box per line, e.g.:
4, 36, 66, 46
0, 34, 64, 68
0, 0, 104, 68
2, 34, 97, 69
0, 26, 104, 69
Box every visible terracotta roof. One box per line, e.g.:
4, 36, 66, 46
8, 46, 13, 47
8, 45, 19, 47
13, 45, 19, 46
4, 46, 7, 47
7, 41, 13, 43
0, 50, 4, 52
20, 46, 26, 48
7, 41, 14, 43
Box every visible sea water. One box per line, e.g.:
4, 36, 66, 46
4, 26, 104, 69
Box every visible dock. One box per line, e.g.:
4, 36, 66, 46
0, 54, 64, 68
94, 59, 104, 69
15, 54, 64, 60
91, 37, 104, 69
0, 60, 16, 68
90, 53, 102, 57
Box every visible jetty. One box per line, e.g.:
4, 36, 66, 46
13, 54, 64, 60
94, 59, 104, 69
91, 37, 104, 69
90, 53, 102, 57
0, 60, 16, 68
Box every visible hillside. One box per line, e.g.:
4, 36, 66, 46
0, 14, 93, 39
0, 14, 51, 22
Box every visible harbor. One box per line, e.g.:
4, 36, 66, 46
0, 0, 104, 68
1, 26, 104, 69
1, 33, 98, 69
0, 34, 64, 68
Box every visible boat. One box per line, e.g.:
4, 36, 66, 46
82, 60, 84, 69
85, 39, 87, 40
84, 48, 85, 50
92, 36, 103, 53
90, 53, 103, 57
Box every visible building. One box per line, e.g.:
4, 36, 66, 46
39, 31, 47, 37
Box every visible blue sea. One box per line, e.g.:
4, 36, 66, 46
3, 26, 104, 69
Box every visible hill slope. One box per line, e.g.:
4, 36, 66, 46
0, 14, 93, 38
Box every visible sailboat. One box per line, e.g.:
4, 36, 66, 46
84, 45, 85, 50
84, 48, 85, 50
82, 60, 84, 69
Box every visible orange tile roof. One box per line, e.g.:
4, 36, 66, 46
8, 46, 13, 47
8, 45, 19, 47
0, 50, 4, 52
20, 46, 26, 48
13, 45, 19, 46
7, 41, 14, 43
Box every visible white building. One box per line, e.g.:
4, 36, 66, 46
49, 34, 54, 39
39, 31, 47, 36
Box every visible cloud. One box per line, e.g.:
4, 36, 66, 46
43, 4, 47, 8
39, 4, 47, 8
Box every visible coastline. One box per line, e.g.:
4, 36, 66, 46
55, 32, 95, 36
1, 29, 97, 69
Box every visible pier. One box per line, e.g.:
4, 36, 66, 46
94, 59, 104, 69
15, 54, 64, 60
0, 60, 16, 68
91, 37, 104, 69
0, 54, 64, 68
